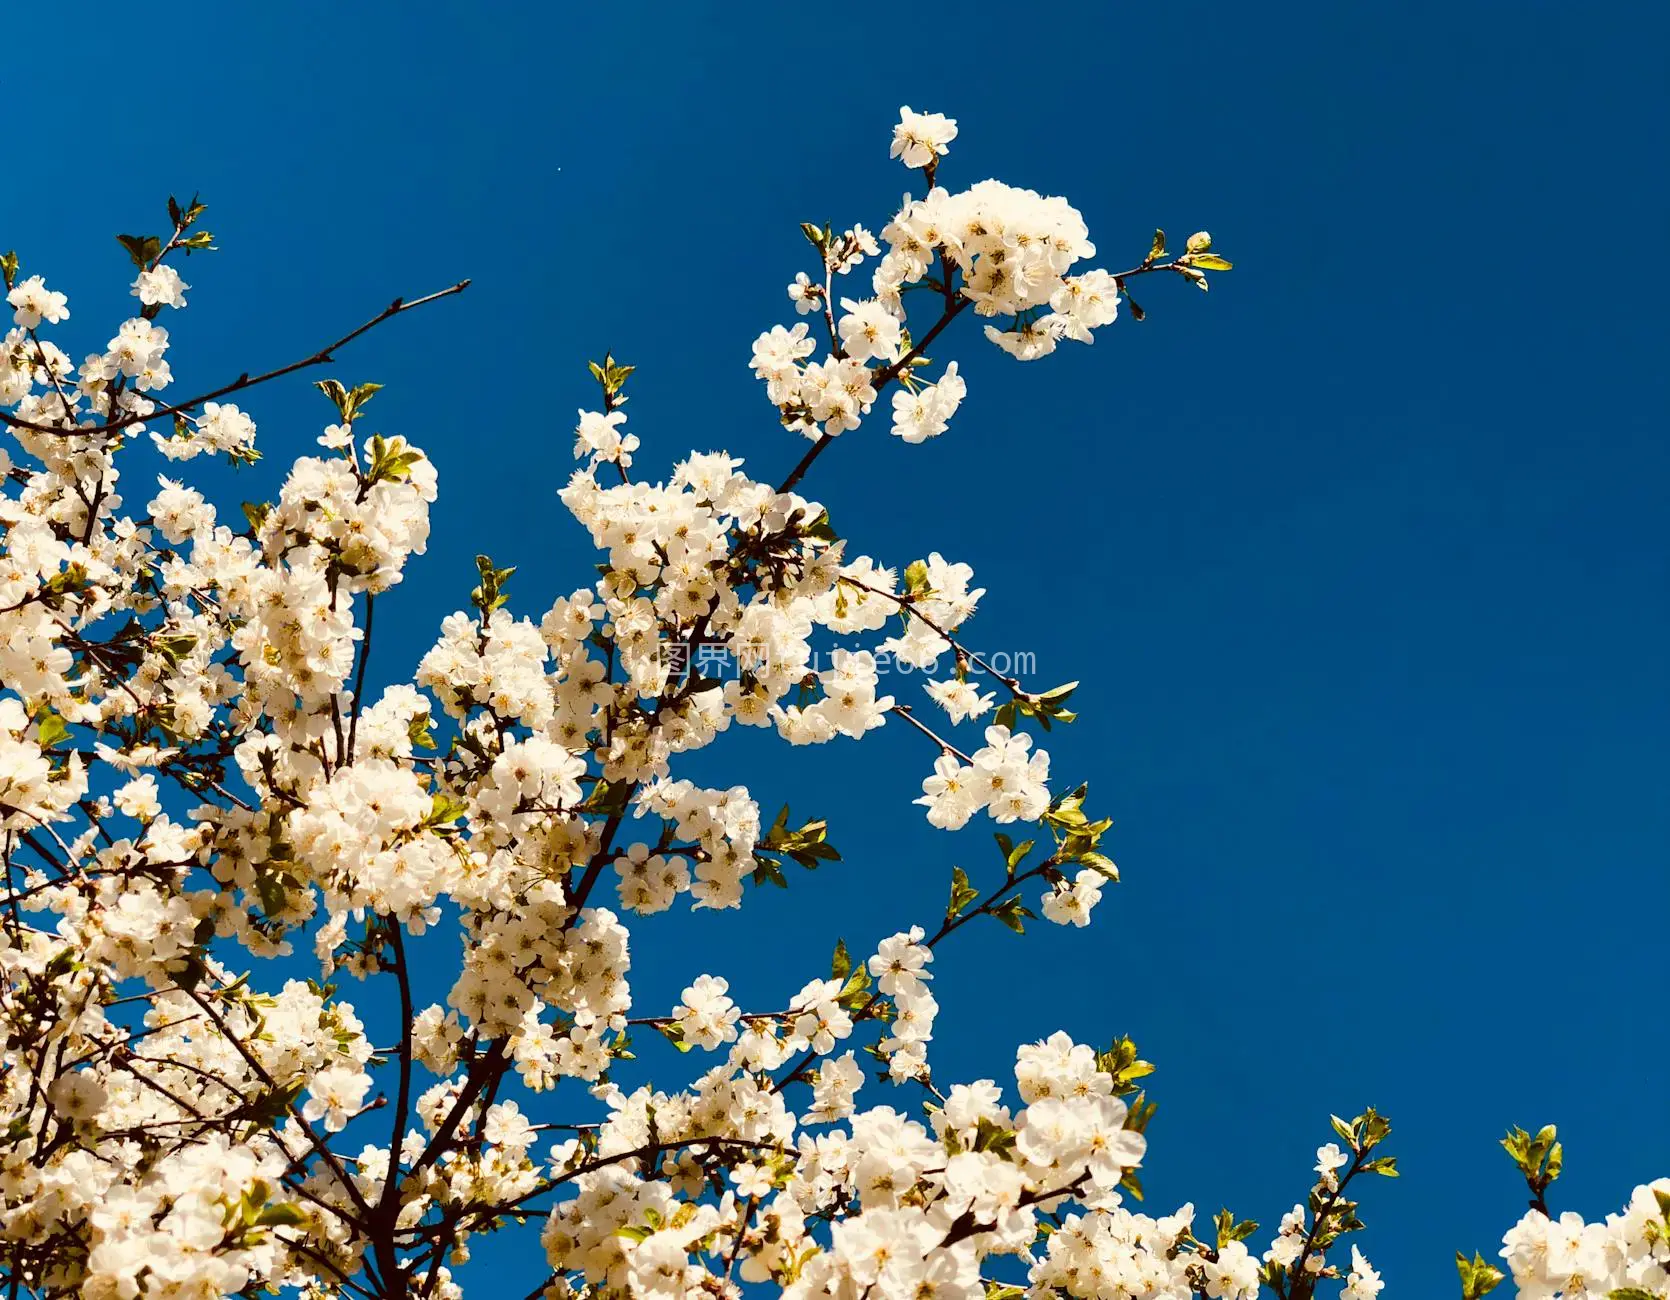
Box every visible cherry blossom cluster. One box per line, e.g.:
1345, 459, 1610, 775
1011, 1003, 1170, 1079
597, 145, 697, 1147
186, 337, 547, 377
0, 109, 1645, 1300
1498, 1182, 1670, 1298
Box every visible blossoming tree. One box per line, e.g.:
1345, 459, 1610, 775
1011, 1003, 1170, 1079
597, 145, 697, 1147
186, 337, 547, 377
0, 108, 1662, 1300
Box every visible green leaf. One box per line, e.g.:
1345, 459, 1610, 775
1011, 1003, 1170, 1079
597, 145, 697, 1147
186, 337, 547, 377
168, 193, 207, 228
1454, 1250, 1505, 1300
155, 634, 197, 667
254, 1202, 309, 1228
1215, 1208, 1259, 1248
800, 508, 840, 543
1097, 1035, 1156, 1095
254, 871, 290, 920
1044, 789, 1094, 833
348, 381, 383, 417
315, 378, 349, 415
656, 1022, 693, 1053
470, 551, 515, 613
1076, 851, 1119, 881
1012, 681, 1080, 731
761, 808, 840, 871
1500, 1125, 1529, 1166
39, 564, 89, 605
1190, 253, 1234, 271
946, 866, 980, 920
33, 709, 70, 751
903, 560, 932, 598
989, 897, 1033, 934
426, 793, 468, 827
1149, 229, 1167, 261
315, 378, 383, 425
996, 835, 1033, 877
407, 712, 437, 750
116, 234, 162, 269
588, 355, 635, 397
831, 938, 852, 982
836, 960, 872, 1011
751, 858, 788, 889
0, 250, 17, 290
972, 1117, 1017, 1157
365, 433, 426, 487
237, 1080, 303, 1131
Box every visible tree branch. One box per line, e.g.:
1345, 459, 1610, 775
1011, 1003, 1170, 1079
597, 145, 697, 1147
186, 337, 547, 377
1, 280, 471, 439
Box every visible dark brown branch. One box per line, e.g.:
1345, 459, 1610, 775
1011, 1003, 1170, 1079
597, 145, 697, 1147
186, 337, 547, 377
1, 280, 471, 439
777, 294, 971, 496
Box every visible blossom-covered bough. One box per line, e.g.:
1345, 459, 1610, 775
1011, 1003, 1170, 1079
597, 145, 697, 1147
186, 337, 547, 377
0, 108, 1661, 1300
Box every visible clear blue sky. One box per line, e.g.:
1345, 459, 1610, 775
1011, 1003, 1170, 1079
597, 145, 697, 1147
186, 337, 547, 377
9, 2, 1667, 1292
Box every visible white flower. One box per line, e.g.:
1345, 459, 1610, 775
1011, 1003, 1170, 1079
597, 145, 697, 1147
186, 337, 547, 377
985, 320, 1061, 361
836, 297, 902, 363
113, 775, 162, 822
1315, 1141, 1349, 1189
8, 275, 69, 328
302, 1065, 371, 1132
1342, 1246, 1384, 1300
787, 270, 822, 314
673, 974, 740, 1049
891, 106, 958, 169
1040, 868, 1104, 927
132, 264, 189, 308
924, 673, 993, 723
731, 1163, 774, 1197
484, 1100, 535, 1150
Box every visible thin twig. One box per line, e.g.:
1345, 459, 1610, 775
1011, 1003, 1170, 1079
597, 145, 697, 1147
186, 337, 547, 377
2, 281, 471, 439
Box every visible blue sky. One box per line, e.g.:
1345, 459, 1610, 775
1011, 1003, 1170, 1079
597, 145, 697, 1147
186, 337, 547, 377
8, 1, 1667, 1292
